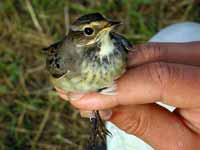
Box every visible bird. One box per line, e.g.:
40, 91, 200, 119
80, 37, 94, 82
43, 12, 132, 149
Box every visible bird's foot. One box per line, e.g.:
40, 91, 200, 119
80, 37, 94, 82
87, 111, 111, 150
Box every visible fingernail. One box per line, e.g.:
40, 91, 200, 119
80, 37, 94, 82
54, 87, 66, 95
80, 111, 95, 118
130, 46, 137, 52
69, 93, 84, 101
99, 110, 112, 120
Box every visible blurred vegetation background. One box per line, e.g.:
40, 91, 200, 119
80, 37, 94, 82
0, 0, 199, 150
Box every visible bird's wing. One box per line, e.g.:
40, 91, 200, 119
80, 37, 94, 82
110, 32, 133, 52
43, 38, 71, 78
42, 39, 63, 54
43, 36, 83, 79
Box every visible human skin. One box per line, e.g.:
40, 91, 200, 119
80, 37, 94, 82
56, 42, 200, 150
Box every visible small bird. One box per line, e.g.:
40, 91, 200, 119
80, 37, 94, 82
43, 13, 132, 149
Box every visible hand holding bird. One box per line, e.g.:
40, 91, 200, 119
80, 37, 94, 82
59, 42, 200, 150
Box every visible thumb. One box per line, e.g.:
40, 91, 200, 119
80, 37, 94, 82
109, 104, 200, 150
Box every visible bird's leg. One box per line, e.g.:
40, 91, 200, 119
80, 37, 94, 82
87, 110, 111, 150
94, 110, 111, 138
87, 116, 98, 150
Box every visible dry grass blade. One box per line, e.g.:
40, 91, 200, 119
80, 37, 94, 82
64, 6, 70, 35
31, 106, 51, 150
25, 0, 43, 33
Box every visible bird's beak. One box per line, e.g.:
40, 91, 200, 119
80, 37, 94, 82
95, 20, 121, 42
108, 21, 122, 27
100, 21, 121, 33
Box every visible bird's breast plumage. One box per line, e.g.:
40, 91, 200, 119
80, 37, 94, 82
51, 32, 128, 92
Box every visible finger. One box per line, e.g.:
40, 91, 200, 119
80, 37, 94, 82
55, 87, 85, 101
55, 87, 68, 95
71, 62, 200, 110
57, 92, 69, 101
109, 104, 200, 150
128, 42, 200, 67
68, 93, 85, 100
175, 107, 200, 134
55, 87, 70, 101
80, 109, 112, 120
70, 92, 119, 110
80, 110, 95, 118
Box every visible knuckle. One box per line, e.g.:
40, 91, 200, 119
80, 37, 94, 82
137, 43, 165, 62
146, 62, 182, 99
147, 62, 170, 87
114, 95, 121, 106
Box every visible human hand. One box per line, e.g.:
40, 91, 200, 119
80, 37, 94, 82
57, 42, 200, 149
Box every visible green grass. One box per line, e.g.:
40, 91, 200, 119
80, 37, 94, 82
0, 0, 199, 150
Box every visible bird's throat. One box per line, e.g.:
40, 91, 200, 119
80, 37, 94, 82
99, 32, 114, 58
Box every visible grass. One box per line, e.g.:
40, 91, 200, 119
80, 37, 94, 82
0, 0, 199, 150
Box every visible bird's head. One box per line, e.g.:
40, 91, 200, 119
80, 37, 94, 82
70, 13, 121, 47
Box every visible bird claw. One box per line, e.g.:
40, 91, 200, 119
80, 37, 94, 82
87, 111, 111, 150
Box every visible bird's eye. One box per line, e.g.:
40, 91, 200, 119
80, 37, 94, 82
84, 27, 94, 36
